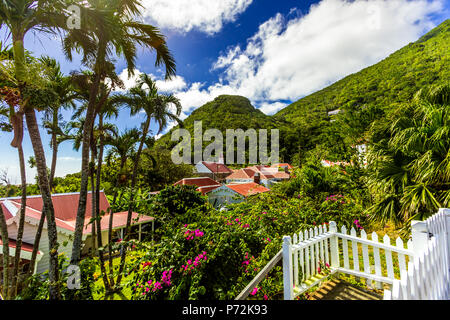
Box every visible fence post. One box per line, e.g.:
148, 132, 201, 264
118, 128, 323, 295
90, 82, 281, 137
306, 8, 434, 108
283, 236, 294, 300
411, 220, 428, 262
329, 221, 339, 268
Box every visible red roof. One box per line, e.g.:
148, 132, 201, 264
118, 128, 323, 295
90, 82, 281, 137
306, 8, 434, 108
226, 165, 289, 181
14, 192, 109, 222
0, 238, 37, 254
174, 177, 220, 187
1, 202, 13, 220
197, 185, 221, 195
201, 161, 233, 174
1, 192, 153, 234
271, 163, 293, 169
226, 182, 270, 197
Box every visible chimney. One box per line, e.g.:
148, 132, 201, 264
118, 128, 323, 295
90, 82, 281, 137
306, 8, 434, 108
253, 172, 261, 185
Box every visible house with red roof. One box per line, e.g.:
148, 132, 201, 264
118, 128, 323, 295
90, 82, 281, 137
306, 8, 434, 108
0, 191, 154, 274
194, 161, 233, 182
207, 182, 270, 208
173, 177, 221, 195
225, 164, 290, 188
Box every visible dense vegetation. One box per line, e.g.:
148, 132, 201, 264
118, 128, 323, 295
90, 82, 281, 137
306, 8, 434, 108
0, 0, 448, 301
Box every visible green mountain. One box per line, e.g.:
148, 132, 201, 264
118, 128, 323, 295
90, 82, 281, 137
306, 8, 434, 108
276, 19, 450, 123
159, 20, 450, 163
158, 95, 279, 146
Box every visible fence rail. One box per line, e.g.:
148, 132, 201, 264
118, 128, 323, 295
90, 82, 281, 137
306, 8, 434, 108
283, 208, 450, 300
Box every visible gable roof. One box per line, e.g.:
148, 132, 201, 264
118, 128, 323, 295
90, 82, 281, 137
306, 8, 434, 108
226, 182, 270, 197
200, 161, 233, 174
0, 192, 153, 235
174, 177, 220, 188
271, 163, 293, 170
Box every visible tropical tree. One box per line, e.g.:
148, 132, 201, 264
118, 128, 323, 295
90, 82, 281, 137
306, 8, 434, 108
109, 74, 182, 290
40, 57, 78, 189
0, 0, 75, 299
366, 84, 450, 228
63, 0, 176, 267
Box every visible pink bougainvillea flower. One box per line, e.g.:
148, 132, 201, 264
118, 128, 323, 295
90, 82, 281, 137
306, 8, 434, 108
250, 287, 258, 296
264, 294, 268, 300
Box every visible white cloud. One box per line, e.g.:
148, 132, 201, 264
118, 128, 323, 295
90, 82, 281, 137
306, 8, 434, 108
155, 76, 187, 93
120, 0, 444, 130
140, 0, 253, 34
209, 0, 444, 102
259, 102, 288, 115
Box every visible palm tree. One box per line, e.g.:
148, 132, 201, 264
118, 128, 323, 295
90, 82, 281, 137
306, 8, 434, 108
40, 57, 78, 190
0, 0, 74, 299
110, 73, 182, 288
63, 0, 176, 267
366, 83, 450, 229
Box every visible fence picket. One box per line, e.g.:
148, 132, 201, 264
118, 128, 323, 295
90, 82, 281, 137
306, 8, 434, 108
361, 230, 371, 288
383, 234, 394, 280
396, 237, 407, 278
372, 232, 382, 289
305, 230, 310, 279
314, 227, 320, 272
341, 225, 350, 269
298, 232, 304, 283
407, 262, 416, 299
350, 227, 360, 273
293, 233, 299, 287
324, 225, 330, 265
319, 226, 325, 264
310, 228, 316, 276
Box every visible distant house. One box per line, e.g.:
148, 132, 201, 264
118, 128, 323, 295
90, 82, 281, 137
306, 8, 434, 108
207, 182, 270, 208
173, 177, 221, 195
194, 161, 233, 182
321, 160, 351, 167
0, 192, 154, 275
226, 165, 290, 188
327, 109, 342, 116
271, 163, 294, 170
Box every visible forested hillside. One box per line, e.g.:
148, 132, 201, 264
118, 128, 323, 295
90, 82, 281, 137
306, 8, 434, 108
159, 20, 450, 164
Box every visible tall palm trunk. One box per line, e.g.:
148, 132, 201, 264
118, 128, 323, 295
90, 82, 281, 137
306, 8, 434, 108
24, 109, 60, 300
95, 115, 111, 290
0, 204, 10, 299
49, 109, 59, 190
70, 71, 102, 266
27, 204, 46, 278
115, 119, 150, 287
107, 157, 126, 287
13, 32, 60, 299
11, 143, 27, 295
90, 158, 96, 258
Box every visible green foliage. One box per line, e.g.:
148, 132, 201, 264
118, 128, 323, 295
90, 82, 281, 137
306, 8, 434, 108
366, 83, 450, 227
17, 254, 96, 300
117, 178, 370, 300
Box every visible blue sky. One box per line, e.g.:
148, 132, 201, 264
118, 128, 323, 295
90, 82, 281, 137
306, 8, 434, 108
1, 0, 449, 183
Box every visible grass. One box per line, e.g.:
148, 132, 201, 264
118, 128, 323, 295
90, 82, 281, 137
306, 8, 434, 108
92, 250, 146, 300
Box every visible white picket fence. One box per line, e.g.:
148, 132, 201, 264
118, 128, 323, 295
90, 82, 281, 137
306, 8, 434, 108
384, 209, 450, 300
282, 208, 450, 300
